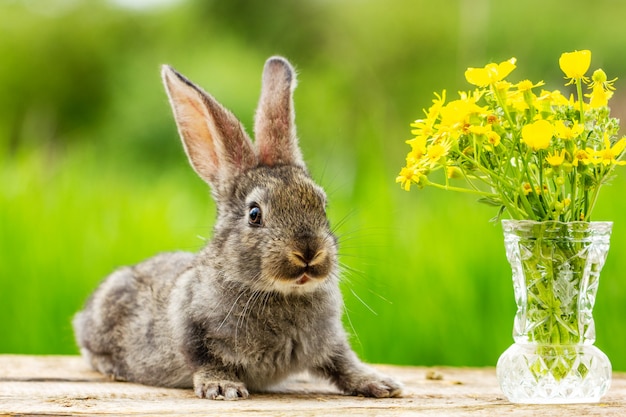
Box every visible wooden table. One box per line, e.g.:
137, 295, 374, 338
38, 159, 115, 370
0, 355, 624, 416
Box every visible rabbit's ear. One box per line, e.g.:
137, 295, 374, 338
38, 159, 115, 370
254, 57, 305, 168
162, 65, 257, 185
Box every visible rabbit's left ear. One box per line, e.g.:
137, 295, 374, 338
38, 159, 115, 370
254, 57, 305, 168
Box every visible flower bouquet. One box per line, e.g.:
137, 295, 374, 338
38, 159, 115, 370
398, 50, 624, 403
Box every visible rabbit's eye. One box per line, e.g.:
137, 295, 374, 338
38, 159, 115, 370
248, 204, 263, 227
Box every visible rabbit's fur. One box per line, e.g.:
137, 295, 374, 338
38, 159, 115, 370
73, 57, 402, 400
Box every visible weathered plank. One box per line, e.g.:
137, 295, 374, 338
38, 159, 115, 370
0, 355, 624, 416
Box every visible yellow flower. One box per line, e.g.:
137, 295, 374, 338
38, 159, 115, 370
410, 119, 432, 137
588, 84, 613, 108
405, 149, 423, 167
517, 79, 545, 92
425, 90, 447, 120
506, 90, 528, 112
427, 144, 446, 161
586, 70, 616, 108
465, 58, 517, 87
426, 140, 451, 165
572, 148, 593, 166
517, 80, 533, 92
468, 124, 492, 135
521, 120, 553, 151
396, 167, 421, 191
439, 99, 485, 128
494, 80, 513, 94
559, 50, 591, 83
406, 136, 427, 157
487, 131, 501, 147
597, 135, 626, 166
545, 149, 566, 166
536, 90, 570, 111
549, 90, 571, 106
554, 120, 584, 140
398, 50, 625, 224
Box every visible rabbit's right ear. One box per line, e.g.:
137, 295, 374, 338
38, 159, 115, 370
161, 65, 257, 186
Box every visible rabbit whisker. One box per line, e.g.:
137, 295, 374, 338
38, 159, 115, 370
238, 286, 264, 343
347, 287, 378, 316
216, 276, 258, 333
342, 301, 362, 349
235, 271, 274, 346
330, 209, 357, 235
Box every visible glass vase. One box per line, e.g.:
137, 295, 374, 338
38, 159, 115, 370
497, 220, 613, 404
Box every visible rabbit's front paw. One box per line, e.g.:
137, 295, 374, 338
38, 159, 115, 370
193, 374, 249, 400
345, 374, 403, 398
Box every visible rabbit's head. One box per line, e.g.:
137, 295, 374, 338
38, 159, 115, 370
162, 57, 338, 295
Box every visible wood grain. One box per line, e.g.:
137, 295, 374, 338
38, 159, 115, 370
0, 355, 624, 416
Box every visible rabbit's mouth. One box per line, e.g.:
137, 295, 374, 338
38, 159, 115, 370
277, 270, 324, 286
295, 274, 311, 285
271, 268, 331, 294
271, 272, 324, 295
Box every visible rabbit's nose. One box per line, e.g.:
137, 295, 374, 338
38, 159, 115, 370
291, 247, 326, 267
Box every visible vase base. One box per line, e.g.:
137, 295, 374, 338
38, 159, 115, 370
496, 343, 611, 404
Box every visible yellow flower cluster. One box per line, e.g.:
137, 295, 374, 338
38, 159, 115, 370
397, 50, 625, 222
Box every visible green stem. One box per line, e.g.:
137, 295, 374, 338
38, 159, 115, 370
502, 199, 526, 219
576, 78, 586, 127
492, 84, 515, 128
571, 167, 580, 221
424, 179, 498, 197
538, 149, 545, 198
456, 149, 516, 190
519, 151, 547, 219
524, 90, 536, 121
585, 169, 611, 221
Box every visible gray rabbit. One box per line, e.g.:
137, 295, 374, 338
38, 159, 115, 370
73, 57, 402, 400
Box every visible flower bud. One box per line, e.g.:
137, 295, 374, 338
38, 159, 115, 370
592, 69, 607, 84
554, 201, 565, 212
562, 162, 573, 173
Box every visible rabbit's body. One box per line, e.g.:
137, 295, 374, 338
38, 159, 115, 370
74, 249, 345, 392
74, 252, 195, 388
74, 57, 402, 400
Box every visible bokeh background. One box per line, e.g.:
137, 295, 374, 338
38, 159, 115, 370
2, 0, 626, 370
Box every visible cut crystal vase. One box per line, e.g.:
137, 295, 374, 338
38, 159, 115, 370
497, 220, 613, 404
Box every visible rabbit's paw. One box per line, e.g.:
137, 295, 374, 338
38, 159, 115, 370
345, 374, 403, 398
193, 375, 249, 400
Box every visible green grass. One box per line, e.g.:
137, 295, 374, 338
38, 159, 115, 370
0, 145, 211, 353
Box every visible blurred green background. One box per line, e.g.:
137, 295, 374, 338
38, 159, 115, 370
2, 0, 626, 370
